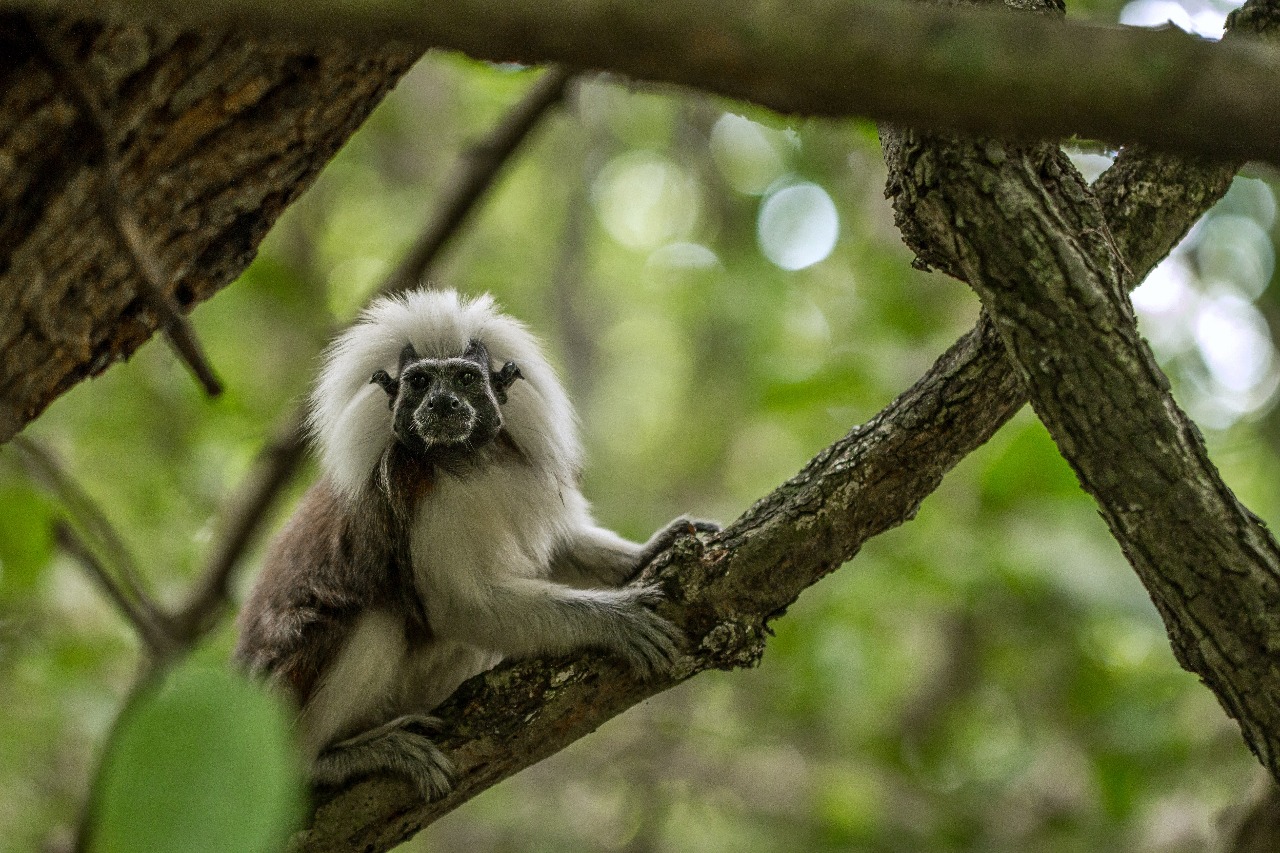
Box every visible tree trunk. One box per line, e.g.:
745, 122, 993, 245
0, 12, 415, 442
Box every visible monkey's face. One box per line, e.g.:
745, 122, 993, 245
372, 339, 522, 458
396, 357, 500, 451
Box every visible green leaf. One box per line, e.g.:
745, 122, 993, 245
91, 664, 303, 853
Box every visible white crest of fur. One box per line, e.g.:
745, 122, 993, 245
309, 289, 582, 500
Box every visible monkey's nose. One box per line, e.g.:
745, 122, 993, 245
426, 393, 462, 413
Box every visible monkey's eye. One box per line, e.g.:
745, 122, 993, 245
406, 373, 429, 391
458, 370, 479, 386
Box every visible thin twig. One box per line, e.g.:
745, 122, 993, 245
52, 521, 174, 660
30, 21, 223, 397
383, 65, 574, 294
111, 211, 224, 395
167, 65, 576, 644
10, 437, 158, 619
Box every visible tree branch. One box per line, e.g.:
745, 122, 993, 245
383, 65, 573, 294
881, 0, 1280, 791
51, 521, 176, 660
170, 408, 309, 644
12, 0, 1280, 166
10, 436, 159, 619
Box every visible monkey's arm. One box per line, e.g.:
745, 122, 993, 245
425, 574, 680, 676
548, 516, 720, 587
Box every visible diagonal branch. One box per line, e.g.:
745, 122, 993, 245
10, 436, 178, 658
52, 521, 175, 659
10, 436, 160, 621
383, 65, 573, 294
170, 408, 309, 644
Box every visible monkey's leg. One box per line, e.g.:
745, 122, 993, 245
313, 714, 455, 801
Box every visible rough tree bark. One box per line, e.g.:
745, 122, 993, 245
881, 0, 1280, 783
0, 12, 415, 442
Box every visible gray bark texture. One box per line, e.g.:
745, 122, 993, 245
0, 12, 415, 442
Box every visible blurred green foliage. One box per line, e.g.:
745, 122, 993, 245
2, 25, 1278, 853
92, 665, 302, 853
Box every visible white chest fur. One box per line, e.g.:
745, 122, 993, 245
409, 460, 573, 636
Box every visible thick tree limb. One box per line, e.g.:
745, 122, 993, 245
30, 19, 225, 397
0, 12, 416, 443
13, 0, 1280, 166
882, 0, 1280, 789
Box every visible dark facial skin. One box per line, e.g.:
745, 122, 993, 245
371, 339, 522, 464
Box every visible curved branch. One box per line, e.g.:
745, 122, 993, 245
12, 0, 1280, 166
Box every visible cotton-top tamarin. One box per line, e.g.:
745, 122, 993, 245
235, 289, 714, 798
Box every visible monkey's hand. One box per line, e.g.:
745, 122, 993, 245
607, 584, 687, 678
313, 714, 455, 802
635, 516, 721, 574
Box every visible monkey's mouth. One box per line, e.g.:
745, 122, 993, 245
413, 411, 478, 446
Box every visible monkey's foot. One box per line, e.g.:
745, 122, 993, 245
313, 714, 456, 802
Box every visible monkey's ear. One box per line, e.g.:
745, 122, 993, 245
398, 343, 420, 372
491, 361, 523, 404
462, 338, 491, 368
371, 370, 399, 408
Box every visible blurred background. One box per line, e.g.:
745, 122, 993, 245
2, 0, 1279, 849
